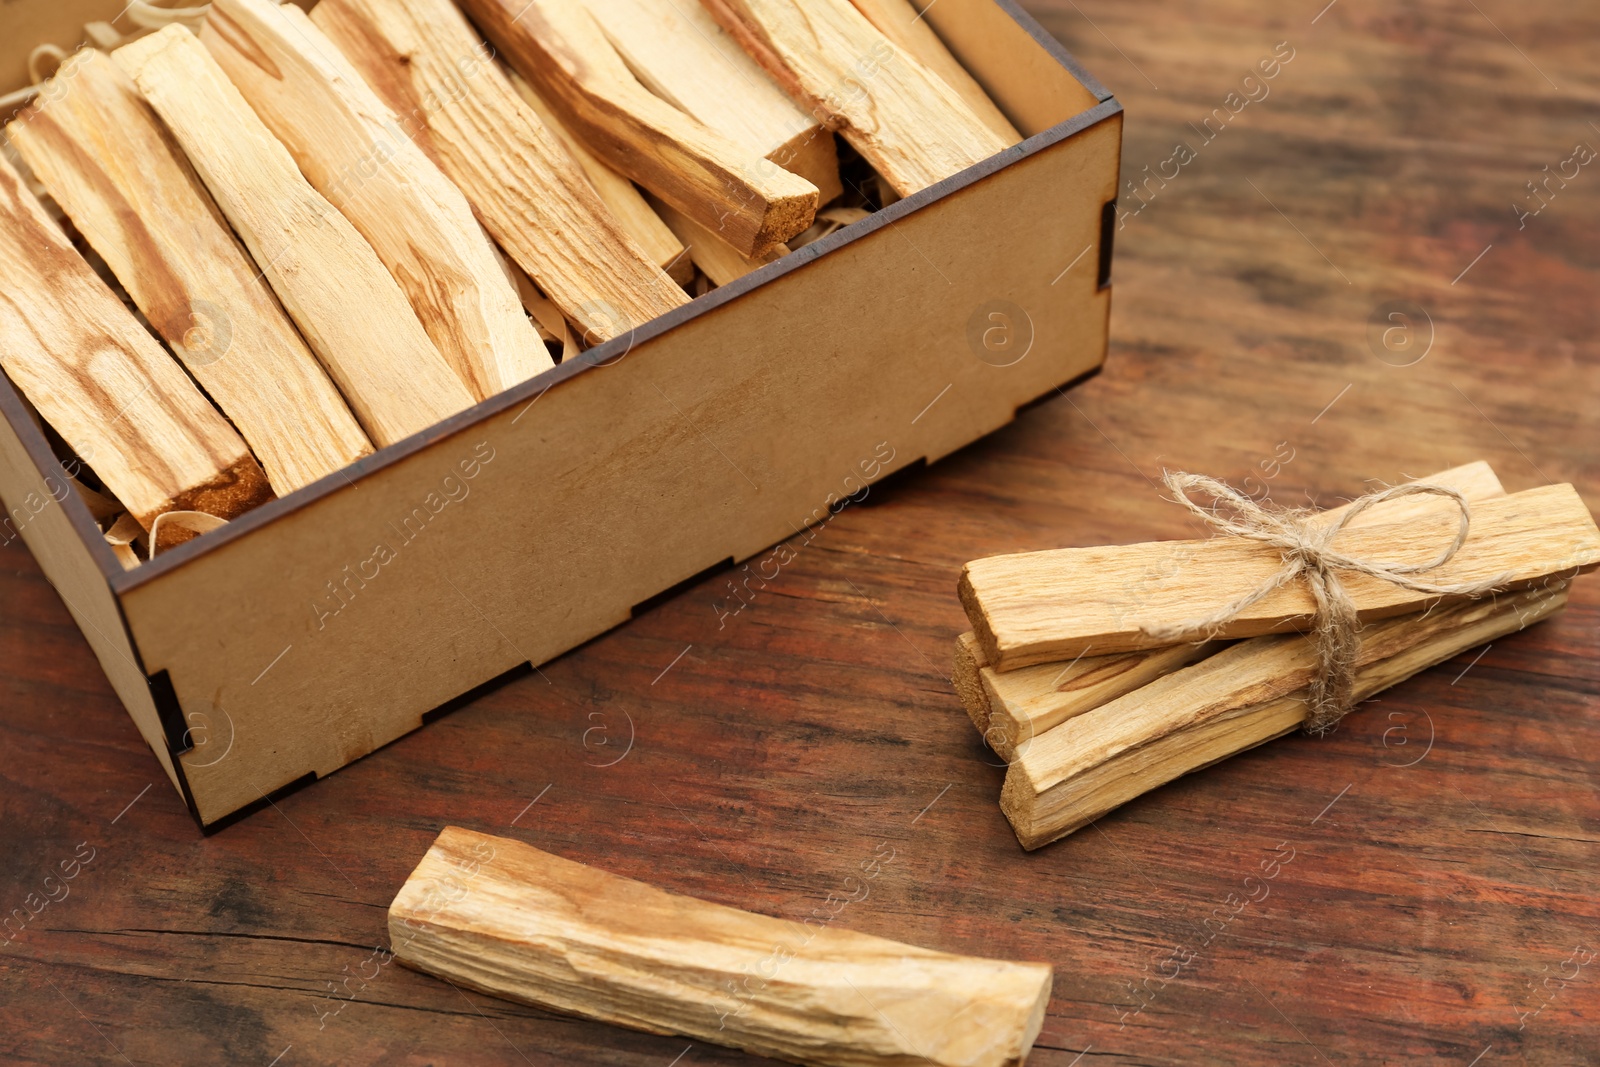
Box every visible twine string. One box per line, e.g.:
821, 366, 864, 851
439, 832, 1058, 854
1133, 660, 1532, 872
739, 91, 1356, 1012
1141, 471, 1511, 733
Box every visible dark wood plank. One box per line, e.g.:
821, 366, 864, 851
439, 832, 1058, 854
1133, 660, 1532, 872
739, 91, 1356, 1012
2, 0, 1597, 1064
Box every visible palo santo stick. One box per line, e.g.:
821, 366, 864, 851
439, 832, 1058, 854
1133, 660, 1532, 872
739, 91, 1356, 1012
977, 641, 1222, 763
961, 482, 1600, 671
10, 49, 372, 495
201, 0, 546, 399
309, 0, 687, 347
579, 0, 842, 203
457, 0, 818, 257
66, 473, 123, 528
787, 204, 872, 248
114, 26, 475, 447
392, 827, 1052, 1067
1002, 583, 1570, 850
953, 630, 996, 734
960, 461, 1511, 757
508, 70, 691, 286
847, 0, 1021, 143
508, 267, 575, 352
104, 514, 143, 569
700, 0, 1009, 196
0, 153, 271, 531
649, 194, 789, 286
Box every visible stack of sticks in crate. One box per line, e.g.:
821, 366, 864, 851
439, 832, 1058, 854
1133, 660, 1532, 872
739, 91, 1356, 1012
952, 463, 1600, 850
0, 0, 1019, 563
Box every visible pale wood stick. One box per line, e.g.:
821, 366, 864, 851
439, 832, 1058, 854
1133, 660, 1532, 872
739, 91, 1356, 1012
201, 0, 546, 400
579, 0, 842, 203
65, 472, 123, 527
788, 204, 873, 248
507, 70, 692, 286
648, 194, 789, 286
104, 513, 142, 569
953, 629, 994, 734
977, 641, 1223, 763
392, 827, 1052, 1067
113, 26, 476, 447
507, 267, 576, 354
1002, 583, 1570, 850
456, 0, 818, 257
0, 152, 272, 532
10, 48, 372, 495
700, 0, 1009, 196
308, 0, 687, 348
959, 461, 1511, 757
961, 482, 1600, 671
846, 0, 1021, 143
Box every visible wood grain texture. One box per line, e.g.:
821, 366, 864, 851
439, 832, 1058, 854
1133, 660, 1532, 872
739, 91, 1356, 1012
959, 461, 1509, 757
961, 482, 1600, 669
393, 827, 1052, 1067
308, 0, 688, 346
579, 0, 843, 203
508, 69, 693, 286
847, 0, 1021, 143
457, 0, 818, 257
953, 629, 994, 732
650, 194, 790, 286
0, 152, 271, 531
1004, 585, 1572, 849
978, 640, 1221, 762
112, 24, 476, 447
700, 0, 1010, 195
200, 0, 547, 400
3, 1, 1599, 1065
8, 47, 373, 495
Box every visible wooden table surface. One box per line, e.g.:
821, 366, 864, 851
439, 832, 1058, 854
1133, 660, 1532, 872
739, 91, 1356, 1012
3, 1, 1596, 1064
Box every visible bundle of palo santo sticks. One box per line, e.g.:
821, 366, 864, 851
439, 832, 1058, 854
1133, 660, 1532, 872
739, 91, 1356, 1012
0, 0, 1018, 563
952, 462, 1600, 851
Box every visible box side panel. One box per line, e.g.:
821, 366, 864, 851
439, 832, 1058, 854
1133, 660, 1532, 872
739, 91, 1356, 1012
0, 394, 180, 794
922, 0, 1105, 135
118, 114, 1122, 825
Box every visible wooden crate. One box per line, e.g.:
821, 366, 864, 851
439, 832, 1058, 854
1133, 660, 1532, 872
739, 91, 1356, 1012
0, 0, 1122, 827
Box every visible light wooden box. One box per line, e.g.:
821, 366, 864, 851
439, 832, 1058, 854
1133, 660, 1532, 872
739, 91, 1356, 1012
0, 0, 1122, 827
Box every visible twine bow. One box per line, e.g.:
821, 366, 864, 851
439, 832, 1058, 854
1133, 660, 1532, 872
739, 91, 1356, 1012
1142, 471, 1510, 734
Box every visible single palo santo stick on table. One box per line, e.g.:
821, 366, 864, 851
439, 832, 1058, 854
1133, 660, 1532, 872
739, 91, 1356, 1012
392, 827, 1052, 1067
457, 0, 818, 258
0, 154, 272, 533
961, 482, 1600, 671
579, 0, 842, 203
114, 27, 475, 447
700, 0, 1010, 197
958, 461, 1510, 758
1003, 582, 1570, 850
309, 0, 687, 348
648, 194, 789, 286
10, 49, 372, 495
847, 0, 1021, 143
508, 71, 691, 287
201, 0, 547, 399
